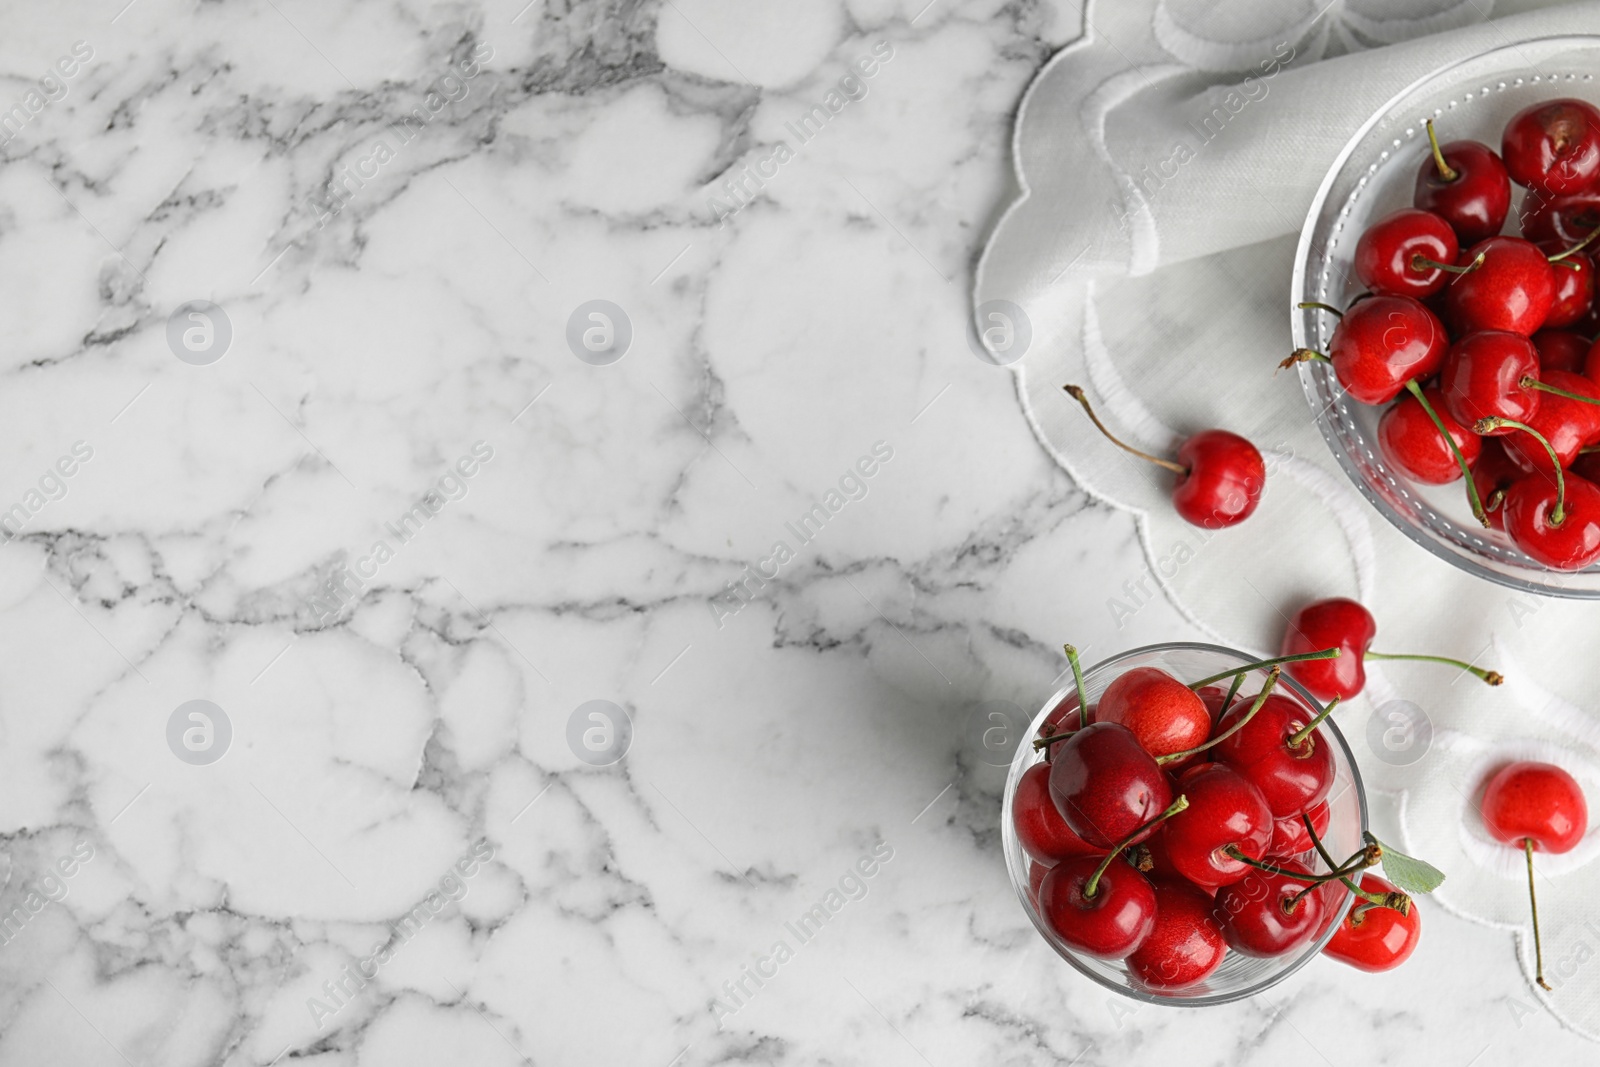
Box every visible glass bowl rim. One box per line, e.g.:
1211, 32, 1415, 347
1001, 641, 1371, 1006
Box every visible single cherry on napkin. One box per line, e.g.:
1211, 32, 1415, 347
1414, 119, 1511, 245
1048, 722, 1173, 849
1279, 597, 1502, 702
1442, 237, 1556, 336
1322, 874, 1422, 973
1062, 386, 1265, 529
1127, 879, 1229, 990
1503, 98, 1600, 195
1354, 208, 1460, 298
1481, 761, 1589, 989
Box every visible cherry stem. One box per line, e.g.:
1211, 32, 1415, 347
1425, 119, 1458, 182
1222, 843, 1373, 886
1064, 643, 1090, 732
1410, 250, 1485, 276
1365, 651, 1503, 686
1220, 671, 1246, 716
1188, 648, 1338, 690
1062, 385, 1187, 476
1304, 813, 1401, 909
1297, 301, 1345, 318
1285, 847, 1382, 911
1474, 417, 1566, 525
1526, 838, 1552, 991
1520, 374, 1600, 407
1286, 696, 1342, 750
1157, 667, 1281, 765
1407, 379, 1490, 528
1548, 223, 1600, 262
1082, 795, 1190, 900
1279, 348, 1331, 372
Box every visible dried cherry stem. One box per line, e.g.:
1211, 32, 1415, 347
1284, 846, 1384, 911
1425, 118, 1458, 182
1297, 301, 1345, 318
1280, 348, 1330, 371
1525, 838, 1552, 991
1410, 250, 1486, 275
1222, 843, 1374, 885
1304, 813, 1404, 910
1365, 651, 1503, 686
1520, 374, 1600, 407
1408, 379, 1490, 527
1188, 648, 1339, 690
1062, 385, 1186, 475
1082, 795, 1189, 900
1286, 696, 1342, 750
1474, 416, 1566, 525
1063, 644, 1090, 732
1157, 668, 1282, 765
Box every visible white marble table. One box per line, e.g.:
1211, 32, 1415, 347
0, 1, 1587, 1063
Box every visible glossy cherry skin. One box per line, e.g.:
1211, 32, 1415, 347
1268, 800, 1331, 860
1443, 237, 1556, 336
1378, 384, 1481, 484
1213, 859, 1326, 958
1502, 472, 1600, 570
1472, 438, 1525, 531
1212, 694, 1335, 818
1127, 880, 1229, 990
1503, 98, 1600, 195
1520, 187, 1600, 245
1501, 369, 1600, 475
1534, 330, 1593, 374
1039, 855, 1157, 960
1354, 208, 1460, 298
1027, 861, 1048, 908
1322, 875, 1422, 973
1093, 667, 1211, 765
1013, 762, 1105, 867
1415, 137, 1512, 245
1048, 722, 1173, 850
1280, 597, 1375, 702
1540, 248, 1596, 329
1161, 763, 1274, 888
1481, 761, 1589, 853
1439, 330, 1542, 432
1327, 295, 1448, 404
1171, 430, 1265, 529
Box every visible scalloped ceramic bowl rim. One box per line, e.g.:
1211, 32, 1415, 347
1291, 34, 1600, 598
1000, 642, 1369, 1006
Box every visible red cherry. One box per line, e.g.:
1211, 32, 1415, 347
1483, 761, 1589, 853
1540, 246, 1596, 329
1212, 693, 1335, 818
1325, 295, 1448, 404
1501, 370, 1600, 475
1354, 208, 1459, 298
1279, 598, 1374, 701
1443, 237, 1556, 336
1502, 472, 1600, 570
1040, 693, 1087, 737
1520, 187, 1600, 245
1213, 860, 1327, 958
1172, 431, 1266, 529
1575, 449, 1600, 484
1027, 861, 1048, 908
1415, 126, 1512, 245
1481, 760, 1589, 989
1379, 384, 1482, 484
1584, 335, 1600, 385
1268, 800, 1331, 860
1159, 763, 1274, 888
1471, 438, 1525, 530
1039, 855, 1157, 960
1322, 875, 1422, 972
1439, 330, 1542, 432
1013, 762, 1105, 867
1503, 98, 1600, 195
1127, 880, 1229, 990
1063, 387, 1265, 530
1196, 685, 1232, 724
1048, 722, 1173, 850
1534, 330, 1593, 373
1093, 667, 1211, 765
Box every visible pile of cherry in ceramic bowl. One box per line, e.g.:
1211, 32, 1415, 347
1291, 97, 1600, 570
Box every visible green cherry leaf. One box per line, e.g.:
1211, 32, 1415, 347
1372, 835, 1446, 895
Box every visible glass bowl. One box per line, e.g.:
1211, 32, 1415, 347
1001, 642, 1368, 1005
1291, 34, 1600, 597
